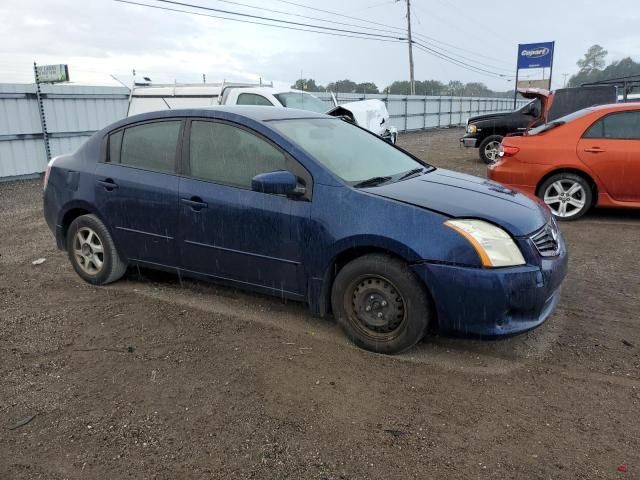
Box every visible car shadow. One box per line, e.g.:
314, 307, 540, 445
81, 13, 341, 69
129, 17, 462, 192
120, 266, 559, 371
581, 207, 640, 222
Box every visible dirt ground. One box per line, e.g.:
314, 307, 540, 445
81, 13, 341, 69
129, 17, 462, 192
1, 128, 639, 479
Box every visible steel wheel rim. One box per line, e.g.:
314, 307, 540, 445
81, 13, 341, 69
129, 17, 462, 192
543, 180, 586, 218
345, 275, 407, 341
484, 141, 501, 163
73, 227, 105, 275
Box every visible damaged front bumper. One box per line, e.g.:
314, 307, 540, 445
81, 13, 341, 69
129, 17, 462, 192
381, 126, 398, 144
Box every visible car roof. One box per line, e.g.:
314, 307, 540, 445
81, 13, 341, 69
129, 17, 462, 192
588, 102, 640, 113
126, 105, 329, 124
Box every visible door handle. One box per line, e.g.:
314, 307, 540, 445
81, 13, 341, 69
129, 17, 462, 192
181, 197, 208, 211
584, 147, 606, 153
97, 178, 118, 190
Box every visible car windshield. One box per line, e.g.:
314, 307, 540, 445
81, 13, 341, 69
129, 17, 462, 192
274, 92, 329, 113
270, 118, 431, 185
528, 108, 594, 135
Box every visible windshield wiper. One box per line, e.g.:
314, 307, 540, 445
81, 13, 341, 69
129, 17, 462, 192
353, 176, 392, 188
397, 167, 426, 181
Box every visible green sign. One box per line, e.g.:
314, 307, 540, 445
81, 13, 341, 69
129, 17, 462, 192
36, 64, 69, 83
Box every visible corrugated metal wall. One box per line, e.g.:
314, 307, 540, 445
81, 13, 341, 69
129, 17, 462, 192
314, 92, 528, 131
0, 83, 129, 180
0, 83, 527, 180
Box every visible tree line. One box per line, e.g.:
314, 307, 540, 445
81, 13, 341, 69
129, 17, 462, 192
568, 44, 640, 87
290, 78, 511, 97
293, 45, 640, 97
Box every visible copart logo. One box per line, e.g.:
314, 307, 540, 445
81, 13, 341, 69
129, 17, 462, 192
521, 47, 550, 58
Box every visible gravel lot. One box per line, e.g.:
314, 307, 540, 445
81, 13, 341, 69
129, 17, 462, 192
1, 128, 639, 479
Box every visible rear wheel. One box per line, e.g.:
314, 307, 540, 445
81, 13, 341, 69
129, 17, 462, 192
479, 135, 503, 164
538, 173, 593, 221
66, 214, 127, 285
331, 254, 431, 354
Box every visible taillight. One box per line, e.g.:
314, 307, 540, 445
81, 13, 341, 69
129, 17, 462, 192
499, 145, 520, 157
43, 156, 58, 190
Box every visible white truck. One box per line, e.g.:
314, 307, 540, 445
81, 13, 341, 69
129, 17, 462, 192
128, 82, 398, 143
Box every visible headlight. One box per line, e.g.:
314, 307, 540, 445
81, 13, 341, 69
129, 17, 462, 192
467, 124, 477, 134
445, 219, 526, 267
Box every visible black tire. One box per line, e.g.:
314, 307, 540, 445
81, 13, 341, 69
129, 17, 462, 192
331, 254, 431, 354
478, 135, 503, 164
66, 214, 127, 285
537, 173, 593, 221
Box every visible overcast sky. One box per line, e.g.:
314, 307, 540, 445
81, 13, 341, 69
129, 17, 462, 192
1, 0, 638, 92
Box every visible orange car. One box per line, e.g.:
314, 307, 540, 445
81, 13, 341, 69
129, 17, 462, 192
488, 103, 640, 220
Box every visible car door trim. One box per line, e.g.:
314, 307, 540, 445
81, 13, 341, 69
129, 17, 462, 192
116, 226, 174, 240
178, 266, 305, 299
183, 239, 301, 265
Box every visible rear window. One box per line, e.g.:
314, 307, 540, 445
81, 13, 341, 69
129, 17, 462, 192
237, 93, 274, 106
528, 108, 593, 136
108, 121, 181, 173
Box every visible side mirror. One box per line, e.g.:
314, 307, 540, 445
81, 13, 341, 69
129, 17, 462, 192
251, 170, 305, 196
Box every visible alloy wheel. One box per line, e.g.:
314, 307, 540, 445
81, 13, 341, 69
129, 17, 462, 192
543, 180, 586, 218
484, 141, 501, 163
72, 227, 105, 275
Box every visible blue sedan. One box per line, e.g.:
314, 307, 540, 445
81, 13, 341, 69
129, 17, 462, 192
43, 106, 568, 353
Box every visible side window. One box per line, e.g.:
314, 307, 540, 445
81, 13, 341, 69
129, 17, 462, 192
189, 120, 287, 188
107, 129, 123, 164
114, 121, 181, 173
236, 93, 274, 106
584, 111, 640, 139
583, 118, 604, 139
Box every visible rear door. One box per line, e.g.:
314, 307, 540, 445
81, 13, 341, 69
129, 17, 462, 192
577, 110, 640, 202
94, 119, 183, 267
177, 119, 311, 297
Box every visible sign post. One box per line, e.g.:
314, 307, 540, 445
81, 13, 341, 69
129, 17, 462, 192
513, 41, 555, 108
32, 63, 70, 162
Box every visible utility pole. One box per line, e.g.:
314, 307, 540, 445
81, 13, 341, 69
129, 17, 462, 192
405, 0, 415, 95
562, 73, 569, 87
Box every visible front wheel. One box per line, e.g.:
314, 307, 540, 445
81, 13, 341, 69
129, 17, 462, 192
538, 173, 593, 221
331, 254, 431, 354
479, 135, 503, 164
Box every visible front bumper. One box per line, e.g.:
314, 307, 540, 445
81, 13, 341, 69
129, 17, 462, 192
381, 127, 398, 144
411, 250, 568, 337
460, 135, 479, 148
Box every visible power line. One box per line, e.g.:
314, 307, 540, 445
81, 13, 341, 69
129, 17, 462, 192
269, 0, 516, 71
412, 41, 513, 80
113, 0, 406, 42
115, 0, 520, 83
151, 0, 405, 39
411, 32, 514, 70
203, 0, 407, 36
270, 0, 407, 32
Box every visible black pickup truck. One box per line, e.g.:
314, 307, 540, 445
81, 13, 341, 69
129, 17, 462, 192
461, 86, 618, 164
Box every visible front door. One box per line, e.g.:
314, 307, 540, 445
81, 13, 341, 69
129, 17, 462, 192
94, 119, 182, 267
178, 119, 311, 298
577, 110, 640, 202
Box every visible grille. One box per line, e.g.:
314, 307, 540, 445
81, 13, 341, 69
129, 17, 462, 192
531, 220, 561, 257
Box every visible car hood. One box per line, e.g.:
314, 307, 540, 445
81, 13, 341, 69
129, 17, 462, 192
467, 111, 511, 124
363, 169, 550, 236
326, 99, 390, 135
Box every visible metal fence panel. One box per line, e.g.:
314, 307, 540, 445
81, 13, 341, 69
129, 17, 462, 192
0, 83, 129, 180
1, 84, 528, 180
